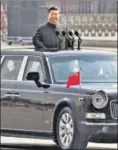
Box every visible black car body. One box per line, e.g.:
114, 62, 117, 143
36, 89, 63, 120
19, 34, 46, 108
1, 49, 117, 149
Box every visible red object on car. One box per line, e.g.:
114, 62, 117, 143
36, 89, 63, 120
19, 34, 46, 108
66, 71, 81, 88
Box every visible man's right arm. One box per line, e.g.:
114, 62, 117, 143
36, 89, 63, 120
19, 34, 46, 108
32, 26, 47, 50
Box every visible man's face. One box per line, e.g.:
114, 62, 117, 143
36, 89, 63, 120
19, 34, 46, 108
48, 10, 60, 24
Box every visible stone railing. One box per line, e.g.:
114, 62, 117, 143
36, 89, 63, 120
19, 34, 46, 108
60, 14, 117, 37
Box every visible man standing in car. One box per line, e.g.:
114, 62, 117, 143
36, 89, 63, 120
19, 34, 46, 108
33, 7, 66, 51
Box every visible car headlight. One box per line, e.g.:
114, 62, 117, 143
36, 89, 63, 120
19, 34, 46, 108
92, 91, 108, 109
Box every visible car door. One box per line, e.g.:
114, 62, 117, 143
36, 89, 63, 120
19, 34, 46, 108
1, 55, 24, 130
13, 55, 50, 131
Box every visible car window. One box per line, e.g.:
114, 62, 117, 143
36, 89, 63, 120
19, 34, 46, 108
49, 55, 117, 83
23, 56, 45, 82
1, 56, 24, 80
80, 60, 116, 81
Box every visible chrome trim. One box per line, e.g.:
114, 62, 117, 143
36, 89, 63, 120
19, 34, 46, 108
46, 57, 54, 84
81, 121, 117, 126
1, 87, 85, 96
4, 93, 13, 97
110, 100, 118, 120
1, 80, 17, 82
12, 93, 20, 98
1, 55, 5, 63
17, 56, 28, 81
1, 88, 44, 93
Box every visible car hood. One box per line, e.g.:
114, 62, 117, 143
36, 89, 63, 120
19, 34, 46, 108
79, 82, 117, 93
62, 82, 117, 91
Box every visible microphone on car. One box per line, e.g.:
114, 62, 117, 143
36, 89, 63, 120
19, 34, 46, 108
74, 31, 82, 50
68, 31, 75, 50
61, 31, 69, 50
55, 30, 63, 50
56, 31, 60, 36
62, 31, 66, 37
68, 31, 73, 37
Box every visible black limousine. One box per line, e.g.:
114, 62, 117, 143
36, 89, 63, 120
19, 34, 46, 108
1, 49, 117, 149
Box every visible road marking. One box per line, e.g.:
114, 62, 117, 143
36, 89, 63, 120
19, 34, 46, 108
1, 136, 117, 149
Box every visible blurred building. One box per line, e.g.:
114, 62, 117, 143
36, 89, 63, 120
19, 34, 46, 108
1, 0, 117, 39
1, 1, 7, 41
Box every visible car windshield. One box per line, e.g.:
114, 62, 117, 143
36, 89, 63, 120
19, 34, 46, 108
48, 55, 117, 83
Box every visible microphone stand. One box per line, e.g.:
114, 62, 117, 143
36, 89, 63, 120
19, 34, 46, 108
56, 31, 60, 36
68, 31, 75, 50
62, 31, 68, 50
75, 31, 82, 50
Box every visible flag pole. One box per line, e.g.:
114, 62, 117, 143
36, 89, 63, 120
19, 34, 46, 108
79, 67, 81, 88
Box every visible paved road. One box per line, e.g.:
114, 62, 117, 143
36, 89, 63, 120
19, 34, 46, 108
1, 144, 117, 150
1, 145, 60, 150
1, 145, 117, 150
1, 136, 117, 150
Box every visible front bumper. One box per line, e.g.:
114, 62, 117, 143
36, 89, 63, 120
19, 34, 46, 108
79, 121, 118, 143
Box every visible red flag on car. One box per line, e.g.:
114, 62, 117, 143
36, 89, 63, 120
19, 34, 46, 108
66, 71, 81, 88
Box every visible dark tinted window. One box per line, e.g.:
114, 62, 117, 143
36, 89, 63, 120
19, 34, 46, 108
49, 55, 117, 83
1, 56, 24, 80
23, 56, 44, 82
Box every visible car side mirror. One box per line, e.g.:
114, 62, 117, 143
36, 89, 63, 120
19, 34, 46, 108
26, 72, 40, 81
26, 72, 50, 89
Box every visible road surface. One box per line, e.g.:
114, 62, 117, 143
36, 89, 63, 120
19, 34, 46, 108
1, 136, 117, 149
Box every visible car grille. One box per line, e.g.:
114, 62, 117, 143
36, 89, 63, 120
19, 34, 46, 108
110, 100, 118, 119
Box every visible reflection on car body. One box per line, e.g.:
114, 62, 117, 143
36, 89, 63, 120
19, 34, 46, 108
1, 49, 117, 150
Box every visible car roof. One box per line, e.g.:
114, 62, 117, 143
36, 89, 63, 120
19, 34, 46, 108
1, 48, 116, 57
1, 49, 44, 56
44, 49, 116, 57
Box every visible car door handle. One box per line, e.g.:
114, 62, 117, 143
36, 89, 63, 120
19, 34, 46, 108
12, 93, 20, 98
4, 93, 12, 97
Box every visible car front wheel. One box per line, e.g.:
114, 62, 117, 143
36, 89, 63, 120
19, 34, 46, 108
56, 107, 88, 149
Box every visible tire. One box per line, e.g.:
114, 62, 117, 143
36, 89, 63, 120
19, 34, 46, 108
56, 107, 88, 150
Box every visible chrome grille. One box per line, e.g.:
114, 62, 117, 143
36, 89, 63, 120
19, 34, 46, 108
110, 100, 118, 119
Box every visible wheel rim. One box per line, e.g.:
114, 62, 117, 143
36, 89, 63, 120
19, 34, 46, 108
59, 112, 74, 148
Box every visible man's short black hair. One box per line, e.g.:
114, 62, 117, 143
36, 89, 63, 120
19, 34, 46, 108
48, 7, 59, 13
